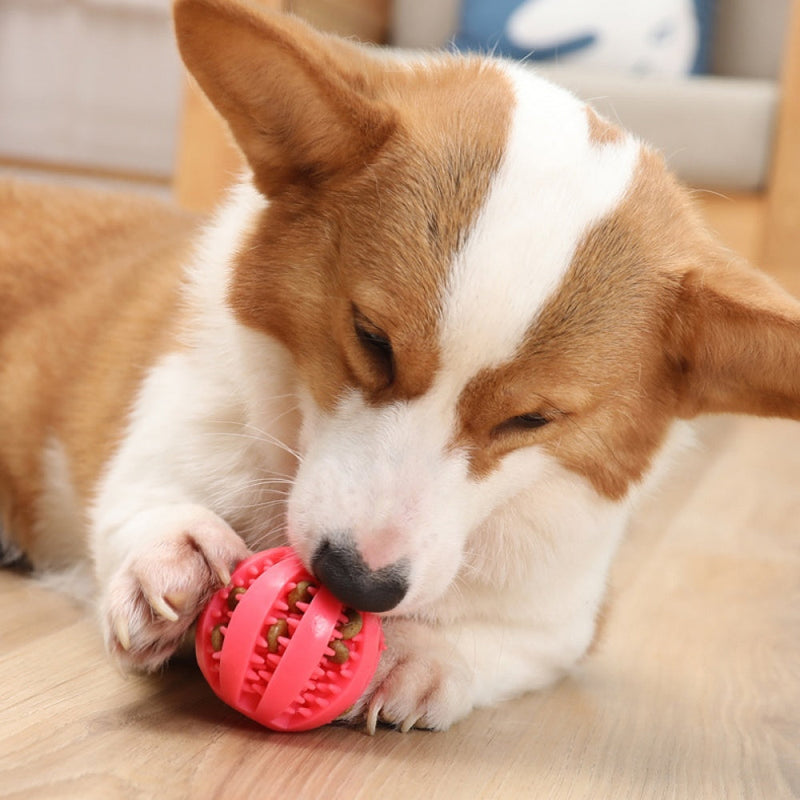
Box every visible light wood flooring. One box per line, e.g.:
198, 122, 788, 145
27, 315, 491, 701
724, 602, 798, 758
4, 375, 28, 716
1, 193, 798, 799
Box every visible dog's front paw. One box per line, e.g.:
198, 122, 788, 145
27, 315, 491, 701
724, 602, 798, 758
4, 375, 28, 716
100, 505, 250, 672
344, 619, 474, 733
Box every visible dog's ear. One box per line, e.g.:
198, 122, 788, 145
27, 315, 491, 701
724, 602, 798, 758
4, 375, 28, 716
173, 0, 396, 196
669, 255, 800, 420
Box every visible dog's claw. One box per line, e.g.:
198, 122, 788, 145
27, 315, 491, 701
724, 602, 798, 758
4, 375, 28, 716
400, 715, 418, 733
365, 693, 420, 733
114, 616, 131, 651
366, 698, 382, 735
164, 590, 190, 614
213, 563, 231, 588
146, 592, 180, 622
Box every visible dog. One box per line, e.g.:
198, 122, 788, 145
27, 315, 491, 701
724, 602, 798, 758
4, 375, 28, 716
1, 0, 799, 734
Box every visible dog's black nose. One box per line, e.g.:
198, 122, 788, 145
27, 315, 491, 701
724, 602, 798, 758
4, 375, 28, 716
311, 539, 409, 613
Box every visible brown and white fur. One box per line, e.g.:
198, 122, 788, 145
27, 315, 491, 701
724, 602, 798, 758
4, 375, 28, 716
2, 0, 799, 733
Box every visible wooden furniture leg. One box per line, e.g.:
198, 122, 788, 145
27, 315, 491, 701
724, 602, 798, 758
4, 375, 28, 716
763, 0, 800, 292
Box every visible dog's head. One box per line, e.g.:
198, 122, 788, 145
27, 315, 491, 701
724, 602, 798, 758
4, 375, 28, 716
175, 0, 800, 614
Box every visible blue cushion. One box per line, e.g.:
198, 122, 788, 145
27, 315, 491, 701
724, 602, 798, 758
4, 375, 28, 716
454, 0, 716, 76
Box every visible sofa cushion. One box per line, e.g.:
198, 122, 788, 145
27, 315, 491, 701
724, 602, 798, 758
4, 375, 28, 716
454, 0, 715, 76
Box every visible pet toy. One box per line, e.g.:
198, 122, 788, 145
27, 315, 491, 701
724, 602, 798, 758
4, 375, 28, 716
196, 546, 384, 732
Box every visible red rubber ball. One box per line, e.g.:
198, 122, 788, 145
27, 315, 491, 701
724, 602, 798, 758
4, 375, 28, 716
196, 547, 384, 732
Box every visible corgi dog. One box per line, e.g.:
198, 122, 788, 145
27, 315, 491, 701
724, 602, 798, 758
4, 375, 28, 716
1, 0, 799, 733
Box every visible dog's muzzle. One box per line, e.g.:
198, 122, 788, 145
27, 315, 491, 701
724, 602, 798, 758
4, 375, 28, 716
311, 539, 409, 613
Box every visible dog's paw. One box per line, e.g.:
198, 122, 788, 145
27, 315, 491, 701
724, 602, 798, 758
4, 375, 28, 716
342, 619, 474, 733
100, 505, 250, 672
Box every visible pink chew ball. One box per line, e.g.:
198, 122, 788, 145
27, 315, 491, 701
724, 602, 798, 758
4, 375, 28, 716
196, 546, 384, 732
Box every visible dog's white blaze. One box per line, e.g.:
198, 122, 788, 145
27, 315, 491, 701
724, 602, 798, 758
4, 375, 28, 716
289, 67, 644, 614
438, 64, 640, 381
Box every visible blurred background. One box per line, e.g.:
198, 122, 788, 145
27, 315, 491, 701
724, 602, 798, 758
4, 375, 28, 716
1, 6, 799, 794
0, 0, 797, 288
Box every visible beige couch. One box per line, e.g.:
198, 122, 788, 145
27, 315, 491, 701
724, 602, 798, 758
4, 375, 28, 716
391, 0, 791, 191
0, 0, 180, 182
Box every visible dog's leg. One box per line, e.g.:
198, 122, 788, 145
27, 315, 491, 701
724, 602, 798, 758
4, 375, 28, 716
88, 352, 266, 672
342, 614, 593, 732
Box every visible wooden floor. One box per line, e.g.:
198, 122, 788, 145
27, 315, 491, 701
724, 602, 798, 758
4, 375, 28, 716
1, 193, 798, 799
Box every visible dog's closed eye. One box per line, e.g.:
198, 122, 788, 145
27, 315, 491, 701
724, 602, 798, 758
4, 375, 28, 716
492, 412, 551, 437
353, 306, 394, 387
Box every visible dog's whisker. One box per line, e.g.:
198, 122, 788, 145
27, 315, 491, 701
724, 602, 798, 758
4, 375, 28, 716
247, 521, 290, 552
225, 476, 295, 489
204, 428, 303, 463
221, 500, 290, 516
205, 484, 293, 513
231, 422, 304, 463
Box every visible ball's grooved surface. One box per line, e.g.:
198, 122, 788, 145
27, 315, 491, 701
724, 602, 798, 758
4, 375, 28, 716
196, 547, 384, 732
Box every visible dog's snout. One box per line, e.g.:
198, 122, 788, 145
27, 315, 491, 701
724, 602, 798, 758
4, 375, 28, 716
311, 539, 409, 613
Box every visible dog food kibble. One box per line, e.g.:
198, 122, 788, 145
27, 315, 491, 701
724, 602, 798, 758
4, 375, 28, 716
328, 639, 350, 664
211, 624, 225, 652
226, 586, 247, 610
287, 580, 313, 612
266, 618, 289, 653
339, 609, 363, 640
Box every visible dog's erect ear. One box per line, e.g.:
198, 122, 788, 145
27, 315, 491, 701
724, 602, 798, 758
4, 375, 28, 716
173, 0, 396, 196
669, 256, 800, 420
